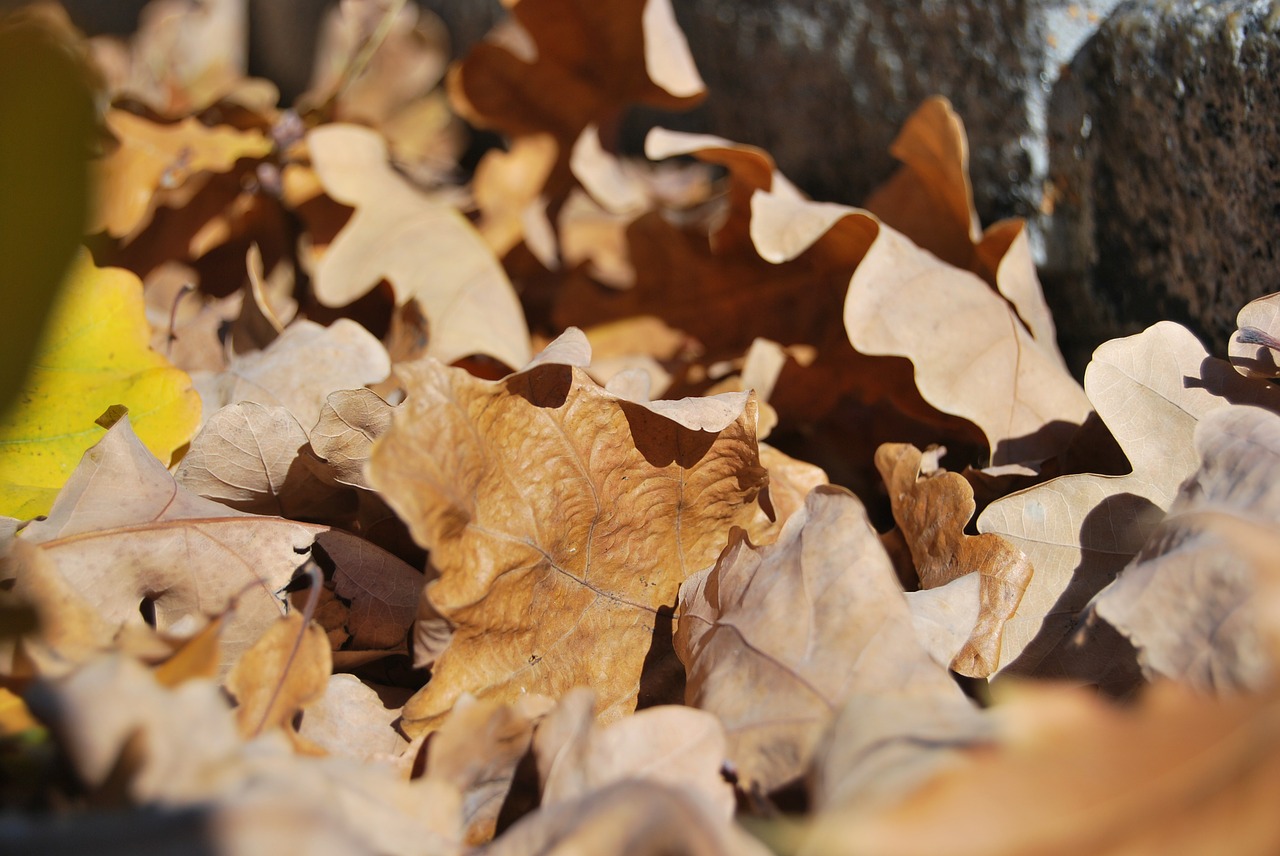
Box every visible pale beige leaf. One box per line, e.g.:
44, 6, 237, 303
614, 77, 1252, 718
675, 485, 966, 793
1090, 405, 1280, 691
308, 123, 531, 370
296, 674, 409, 763
308, 389, 394, 490
226, 612, 332, 738
535, 687, 734, 819
1230, 292, 1280, 379
193, 318, 390, 430
978, 322, 1280, 678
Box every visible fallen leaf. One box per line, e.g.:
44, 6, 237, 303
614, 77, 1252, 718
473, 133, 559, 257
320, 529, 423, 651
1230, 292, 1280, 379
448, 0, 704, 147
803, 681, 1280, 856
367, 330, 767, 735
478, 779, 771, 856
308, 123, 531, 370
91, 109, 272, 238
750, 188, 1091, 467
296, 673, 409, 763
0, 249, 200, 520
226, 612, 332, 738
307, 389, 394, 490
1090, 405, 1280, 691
426, 692, 555, 845
192, 318, 390, 430
675, 485, 961, 793
875, 442, 1033, 677
174, 401, 348, 517
534, 687, 734, 819
978, 322, 1280, 679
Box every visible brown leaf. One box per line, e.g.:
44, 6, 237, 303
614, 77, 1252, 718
307, 123, 531, 370
1090, 405, 1280, 691
367, 331, 767, 735
675, 485, 956, 793
296, 674, 410, 763
308, 389, 394, 490
426, 692, 555, 846
193, 318, 390, 430
478, 779, 771, 856
473, 133, 559, 257
978, 322, 1280, 680
875, 442, 1032, 677
174, 401, 348, 517
751, 188, 1091, 467
448, 0, 704, 146
321, 529, 423, 651
1230, 292, 1280, 379
803, 681, 1280, 856
226, 612, 332, 738
534, 687, 734, 818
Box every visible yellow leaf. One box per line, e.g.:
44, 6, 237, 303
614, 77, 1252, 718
0, 249, 200, 519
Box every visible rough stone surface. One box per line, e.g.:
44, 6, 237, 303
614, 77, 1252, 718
1045, 0, 1280, 369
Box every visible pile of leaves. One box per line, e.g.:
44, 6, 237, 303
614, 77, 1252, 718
4, 0, 1280, 852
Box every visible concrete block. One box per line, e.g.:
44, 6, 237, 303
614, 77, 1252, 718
1045, 0, 1280, 369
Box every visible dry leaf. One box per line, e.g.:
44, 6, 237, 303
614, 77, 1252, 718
534, 687, 734, 819
193, 318, 390, 430
803, 681, 1280, 856
1230, 292, 1280, 379
478, 779, 771, 856
750, 188, 1091, 467
1090, 405, 1280, 691
308, 123, 531, 370
367, 330, 767, 735
307, 389, 395, 490
675, 485, 961, 793
978, 322, 1280, 680
426, 692, 555, 845
876, 442, 1032, 677
226, 612, 332, 738
296, 674, 409, 763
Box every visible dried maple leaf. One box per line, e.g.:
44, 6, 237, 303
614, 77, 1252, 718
1230, 291, 1280, 379
675, 485, 964, 794
803, 680, 1280, 856
978, 322, 1280, 680
1090, 405, 1280, 691
367, 330, 767, 735
308, 123, 531, 370
751, 188, 1090, 467
876, 442, 1032, 677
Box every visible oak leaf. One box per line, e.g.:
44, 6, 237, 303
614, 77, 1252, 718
1090, 405, 1280, 691
0, 249, 200, 520
366, 330, 767, 735
876, 442, 1032, 677
308, 123, 531, 370
978, 322, 1280, 679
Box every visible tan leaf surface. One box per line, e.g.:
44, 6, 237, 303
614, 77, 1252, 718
534, 687, 734, 819
17, 418, 420, 668
91, 109, 272, 238
473, 133, 559, 257
448, 0, 704, 146
308, 389, 394, 490
193, 318, 390, 430
226, 612, 332, 738
1090, 405, 1280, 691
174, 402, 347, 517
750, 188, 1091, 467
1230, 292, 1280, 379
307, 123, 531, 370
367, 333, 767, 736
802, 681, 1280, 856
478, 779, 771, 856
675, 485, 957, 793
876, 442, 1032, 677
296, 674, 409, 763
426, 692, 555, 846
978, 322, 1280, 679
321, 529, 423, 651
